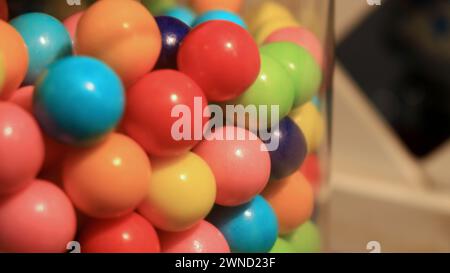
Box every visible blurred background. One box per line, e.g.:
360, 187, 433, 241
322, 0, 450, 252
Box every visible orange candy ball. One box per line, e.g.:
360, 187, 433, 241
190, 0, 243, 13
262, 172, 314, 235
75, 0, 162, 86
63, 133, 151, 219
0, 20, 28, 100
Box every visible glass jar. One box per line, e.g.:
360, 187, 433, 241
0, 0, 334, 253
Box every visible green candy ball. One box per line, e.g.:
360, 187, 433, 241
227, 53, 295, 127
260, 42, 322, 107
141, 0, 177, 15
270, 237, 296, 253
283, 221, 321, 253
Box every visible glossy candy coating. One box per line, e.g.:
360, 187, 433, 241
164, 7, 196, 27
0, 102, 44, 196
33, 56, 124, 145
138, 152, 216, 232
265, 117, 307, 180
194, 10, 247, 29
208, 196, 278, 253
123, 70, 208, 157
283, 221, 321, 253
10, 13, 72, 85
260, 42, 322, 107
0, 180, 77, 253
75, 0, 162, 86
155, 16, 190, 69
194, 126, 270, 206
159, 220, 230, 253
63, 133, 151, 219
254, 17, 300, 45
190, 0, 243, 14
228, 53, 295, 125
178, 21, 260, 102
79, 213, 160, 253
0, 20, 28, 100
289, 102, 325, 154
262, 172, 314, 235
264, 26, 324, 68
246, 1, 294, 34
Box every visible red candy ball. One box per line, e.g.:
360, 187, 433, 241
159, 220, 230, 253
123, 70, 209, 157
178, 21, 260, 102
79, 212, 160, 253
194, 126, 271, 206
0, 102, 44, 196
0, 180, 77, 253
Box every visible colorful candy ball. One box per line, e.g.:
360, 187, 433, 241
228, 53, 295, 125
0, 102, 44, 196
63, 11, 84, 44
164, 6, 196, 27
33, 56, 124, 145
63, 133, 151, 219
155, 16, 190, 69
262, 172, 314, 235
10, 12, 72, 85
208, 196, 278, 253
159, 220, 230, 253
270, 237, 295, 253
142, 0, 177, 15
194, 10, 247, 29
254, 17, 300, 45
300, 154, 321, 194
138, 152, 216, 232
178, 21, 260, 102
260, 42, 322, 107
0, 20, 28, 100
194, 126, 271, 206
264, 26, 324, 68
283, 221, 321, 253
246, 0, 295, 34
123, 70, 208, 157
79, 212, 160, 253
265, 117, 307, 180
0, 180, 76, 253
290, 102, 325, 154
190, 0, 243, 14
75, 0, 162, 86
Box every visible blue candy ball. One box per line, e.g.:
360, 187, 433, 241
155, 16, 190, 69
193, 10, 247, 29
33, 57, 124, 146
164, 7, 196, 27
10, 12, 72, 85
208, 196, 278, 253
265, 117, 307, 180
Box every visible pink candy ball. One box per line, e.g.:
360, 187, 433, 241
0, 102, 44, 196
264, 26, 324, 68
159, 220, 230, 253
0, 180, 77, 252
194, 126, 270, 206
63, 12, 84, 45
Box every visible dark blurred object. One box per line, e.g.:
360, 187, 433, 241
337, 0, 450, 157
7, 0, 94, 20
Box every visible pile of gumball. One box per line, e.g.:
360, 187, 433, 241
0, 0, 325, 253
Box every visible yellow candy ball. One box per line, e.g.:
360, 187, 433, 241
138, 152, 216, 232
289, 102, 325, 153
247, 1, 295, 34
254, 17, 300, 44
